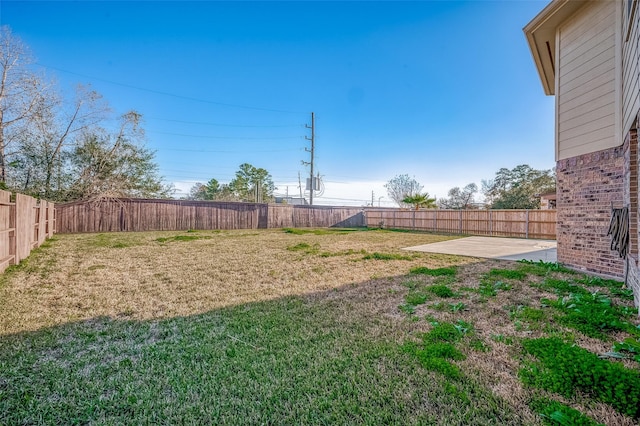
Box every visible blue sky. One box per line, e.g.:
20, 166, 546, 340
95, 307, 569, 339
1, 0, 553, 206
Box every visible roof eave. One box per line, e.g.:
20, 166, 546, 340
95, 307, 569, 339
523, 0, 590, 96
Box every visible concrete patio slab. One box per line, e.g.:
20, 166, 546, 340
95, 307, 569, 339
403, 236, 557, 263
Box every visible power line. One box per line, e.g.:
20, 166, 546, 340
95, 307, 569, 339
35, 63, 308, 114
315, 196, 370, 202
146, 116, 300, 128
160, 147, 300, 153
147, 130, 301, 140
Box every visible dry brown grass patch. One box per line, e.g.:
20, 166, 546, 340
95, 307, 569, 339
0, 229, 468, 335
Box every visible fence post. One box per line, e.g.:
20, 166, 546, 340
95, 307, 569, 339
526, 210, 530, 239
434, 210, 438, 232
489, 210, 492, 236
9, 194, 16, 267
459, 210, 463, 234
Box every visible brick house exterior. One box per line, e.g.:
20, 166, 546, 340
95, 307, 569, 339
525, 0, 640, 309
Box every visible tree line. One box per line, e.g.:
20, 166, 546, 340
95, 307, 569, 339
187, 163, 276, 203
0, 26, 171, 202
385, 164, 555, 210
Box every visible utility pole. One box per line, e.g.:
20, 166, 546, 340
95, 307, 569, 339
298, 172, 303, 201
304, 112, 315, 205
371, 190, 374, 207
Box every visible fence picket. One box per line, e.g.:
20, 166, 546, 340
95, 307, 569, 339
0, 190, 54, 273
365, 208, 555, 239
54, 200, 556, 239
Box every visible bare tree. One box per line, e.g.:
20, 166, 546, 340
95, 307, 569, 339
438, 183, 478, 209
0, 26, 51, 185
384, 174, 423, 207
10, 85, 109, 198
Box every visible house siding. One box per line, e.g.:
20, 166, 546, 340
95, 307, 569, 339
623, 0, 640, 136
556, 143, 625, 277
557, 0, 618, 161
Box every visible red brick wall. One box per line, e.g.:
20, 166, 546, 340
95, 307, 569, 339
624, 127, 640, 309
626, 128, 638, 258
556, 145, 626, 277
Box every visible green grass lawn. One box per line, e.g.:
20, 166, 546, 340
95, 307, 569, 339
1, 297, 520, 425
0, 229, 638, 425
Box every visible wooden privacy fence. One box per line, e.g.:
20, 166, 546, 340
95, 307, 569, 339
0, 190, 55, 273
365, 208, 556, 239
55, 198, 365, 233
54, 198, 557, 240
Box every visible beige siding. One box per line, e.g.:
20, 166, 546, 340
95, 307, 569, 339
557, 0, 618, 161
623, 1, 640, 135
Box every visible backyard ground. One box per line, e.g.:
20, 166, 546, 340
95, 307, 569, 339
0, 228, 638, 425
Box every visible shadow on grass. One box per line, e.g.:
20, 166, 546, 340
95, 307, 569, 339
0, 268, 523, 426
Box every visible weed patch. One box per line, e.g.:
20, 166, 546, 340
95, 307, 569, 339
478, 279, 512, 297
529, 397, 603, 426
432, 275, 457, 286
282, 228, 362, 235
319, 248, 367, 257
492, 334, 514, 345
410, 266, 457, 277
520, 337, 640, 419
517, 260, 575, 274
535, 278, 590, 296
89, 233, 146, 248
286, 242, 320, 254
405, 292, 429, 306
362, 252, 417, 261
544, 292, 637, 339
488, 268, 527, 281
433, 302, 467, 313
610, 337, 640, 363
426, 284, 456, 298
403, 322, 473, 380
398, 304, 416, 315
509, 306, 548, 331
401, 280, 420, 290
156, 235, 213, 243
424, 322, 468, 344
575, 276, 635, 301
